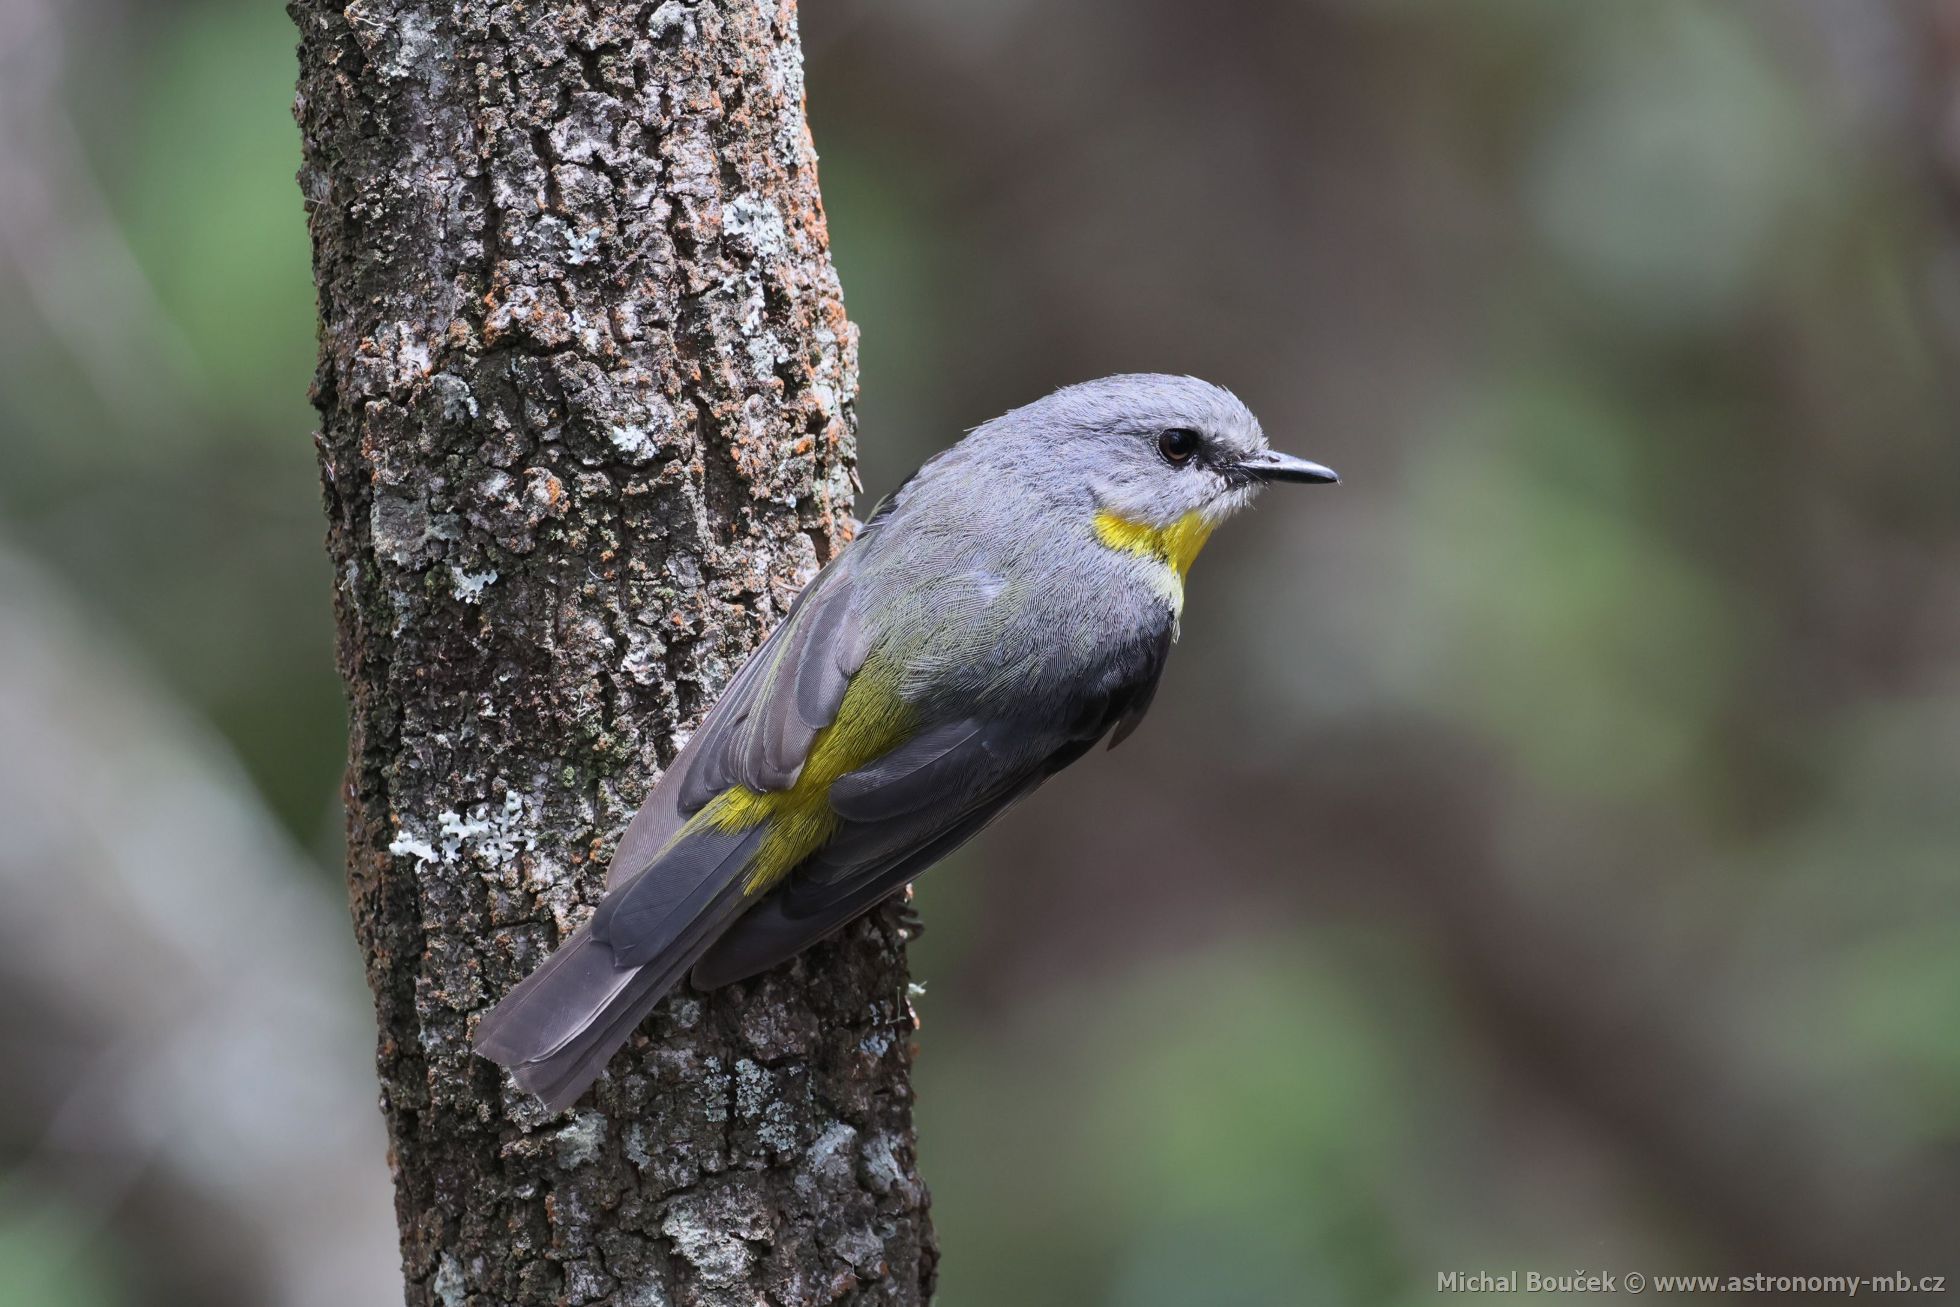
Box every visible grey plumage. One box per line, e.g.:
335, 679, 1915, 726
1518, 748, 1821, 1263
590, 824, 765, 966
472, 374, 1336, 1111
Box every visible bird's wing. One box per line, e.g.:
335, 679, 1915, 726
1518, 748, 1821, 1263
688, 623, 1173, 988
606, 550, 874, 889
476, 545, 888, 1102
584, 546, 888, 963
687, 720, 1059, 989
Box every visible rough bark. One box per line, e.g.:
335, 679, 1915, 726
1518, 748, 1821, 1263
291, 2, 934, 1303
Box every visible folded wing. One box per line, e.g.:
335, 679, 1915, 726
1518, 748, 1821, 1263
691, 623, 1171, 989
472, 554, 879, 1109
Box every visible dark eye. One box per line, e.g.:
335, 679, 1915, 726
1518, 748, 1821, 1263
1158, 427, 1200, 466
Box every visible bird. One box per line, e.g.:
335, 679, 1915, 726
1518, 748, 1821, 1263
473, 373, 1338, 1110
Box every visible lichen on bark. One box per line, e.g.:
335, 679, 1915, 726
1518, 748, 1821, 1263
291, 1, 934, 1301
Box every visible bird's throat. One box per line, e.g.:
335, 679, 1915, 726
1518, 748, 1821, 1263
1093, 509, 1216, 579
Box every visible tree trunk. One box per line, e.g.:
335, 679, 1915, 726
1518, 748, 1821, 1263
291, 2, 935, 1303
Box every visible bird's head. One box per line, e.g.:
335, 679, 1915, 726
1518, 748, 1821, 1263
975, 375, 1336, 580
1040, 374, 1336, 534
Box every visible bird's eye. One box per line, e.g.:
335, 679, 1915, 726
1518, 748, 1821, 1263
1158, 427, 1200, 466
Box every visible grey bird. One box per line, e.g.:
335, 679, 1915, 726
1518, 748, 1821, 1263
474, 374, 1337, 1110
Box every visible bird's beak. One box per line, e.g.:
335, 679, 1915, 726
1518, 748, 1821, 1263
1235, 450, 1340, 485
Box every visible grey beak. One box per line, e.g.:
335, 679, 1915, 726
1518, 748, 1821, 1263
1236, 450, 1340, 485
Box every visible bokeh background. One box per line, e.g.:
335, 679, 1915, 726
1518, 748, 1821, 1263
3, 0, 1958, 1303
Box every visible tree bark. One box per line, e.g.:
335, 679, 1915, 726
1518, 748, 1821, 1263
291, 2, 934, 1303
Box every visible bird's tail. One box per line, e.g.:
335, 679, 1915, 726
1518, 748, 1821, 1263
472, 824, 764, 1112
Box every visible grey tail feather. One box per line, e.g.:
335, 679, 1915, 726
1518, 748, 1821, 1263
474, 887, 751, 1113
473, 826, 766, 1113
513, 892, 748, 1112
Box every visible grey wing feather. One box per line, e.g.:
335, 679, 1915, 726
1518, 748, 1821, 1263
590, 558, 874, 956
690, 772, 1039, 990
612, 562, 869, 888
827, 718, 991, 820
690, 620, 1177, 989
589, 823, 766, 966
637, 466, 906, 840
688, 568, 870, 799
478, 550, 878, 1112
474, 924, 638, 1067
792, 587, 859, 729
690, 718, 1071, 990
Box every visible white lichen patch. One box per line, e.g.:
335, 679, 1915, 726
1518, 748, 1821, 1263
432, 372, 478, 421
859, 1132, 904, 1195
390, 789, 536, 867
387, 833, 440, 863
396, 332, 431, 378
550, 92, 627, 167
757, 1103, 798, 1153
417, 1020, 448, 1056
618, 1280, 671, 1307
547, 215, 604, 267
569, 307, 606, 356
765, 36, 812, 167
720, 194, 795, 380
432, 1252, 465, 1307
609, 422, 656, 460
450, 567, 498, 603
450, 564, 499, 602
745, 329, 787, 382
732, 273, 767, 335
803, 1122, 857, 1186
623, 1121, 652, 1171
808, 377, 840, 421
343, 2, 437, 84
605, 390, 676, 466
733, 1058, 770, 1118
390, 8, 436, 80
554, 1109, 606, 1168
646, 0, 690, 40
733, 1058, 799, 1152
660, 1209, 753, 1287
697, 1055, 729, 1124
660, 1191, 771, 1288
621, 624, 668, 686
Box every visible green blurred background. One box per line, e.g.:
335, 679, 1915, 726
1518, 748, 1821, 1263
3, 1, 1958, 1304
